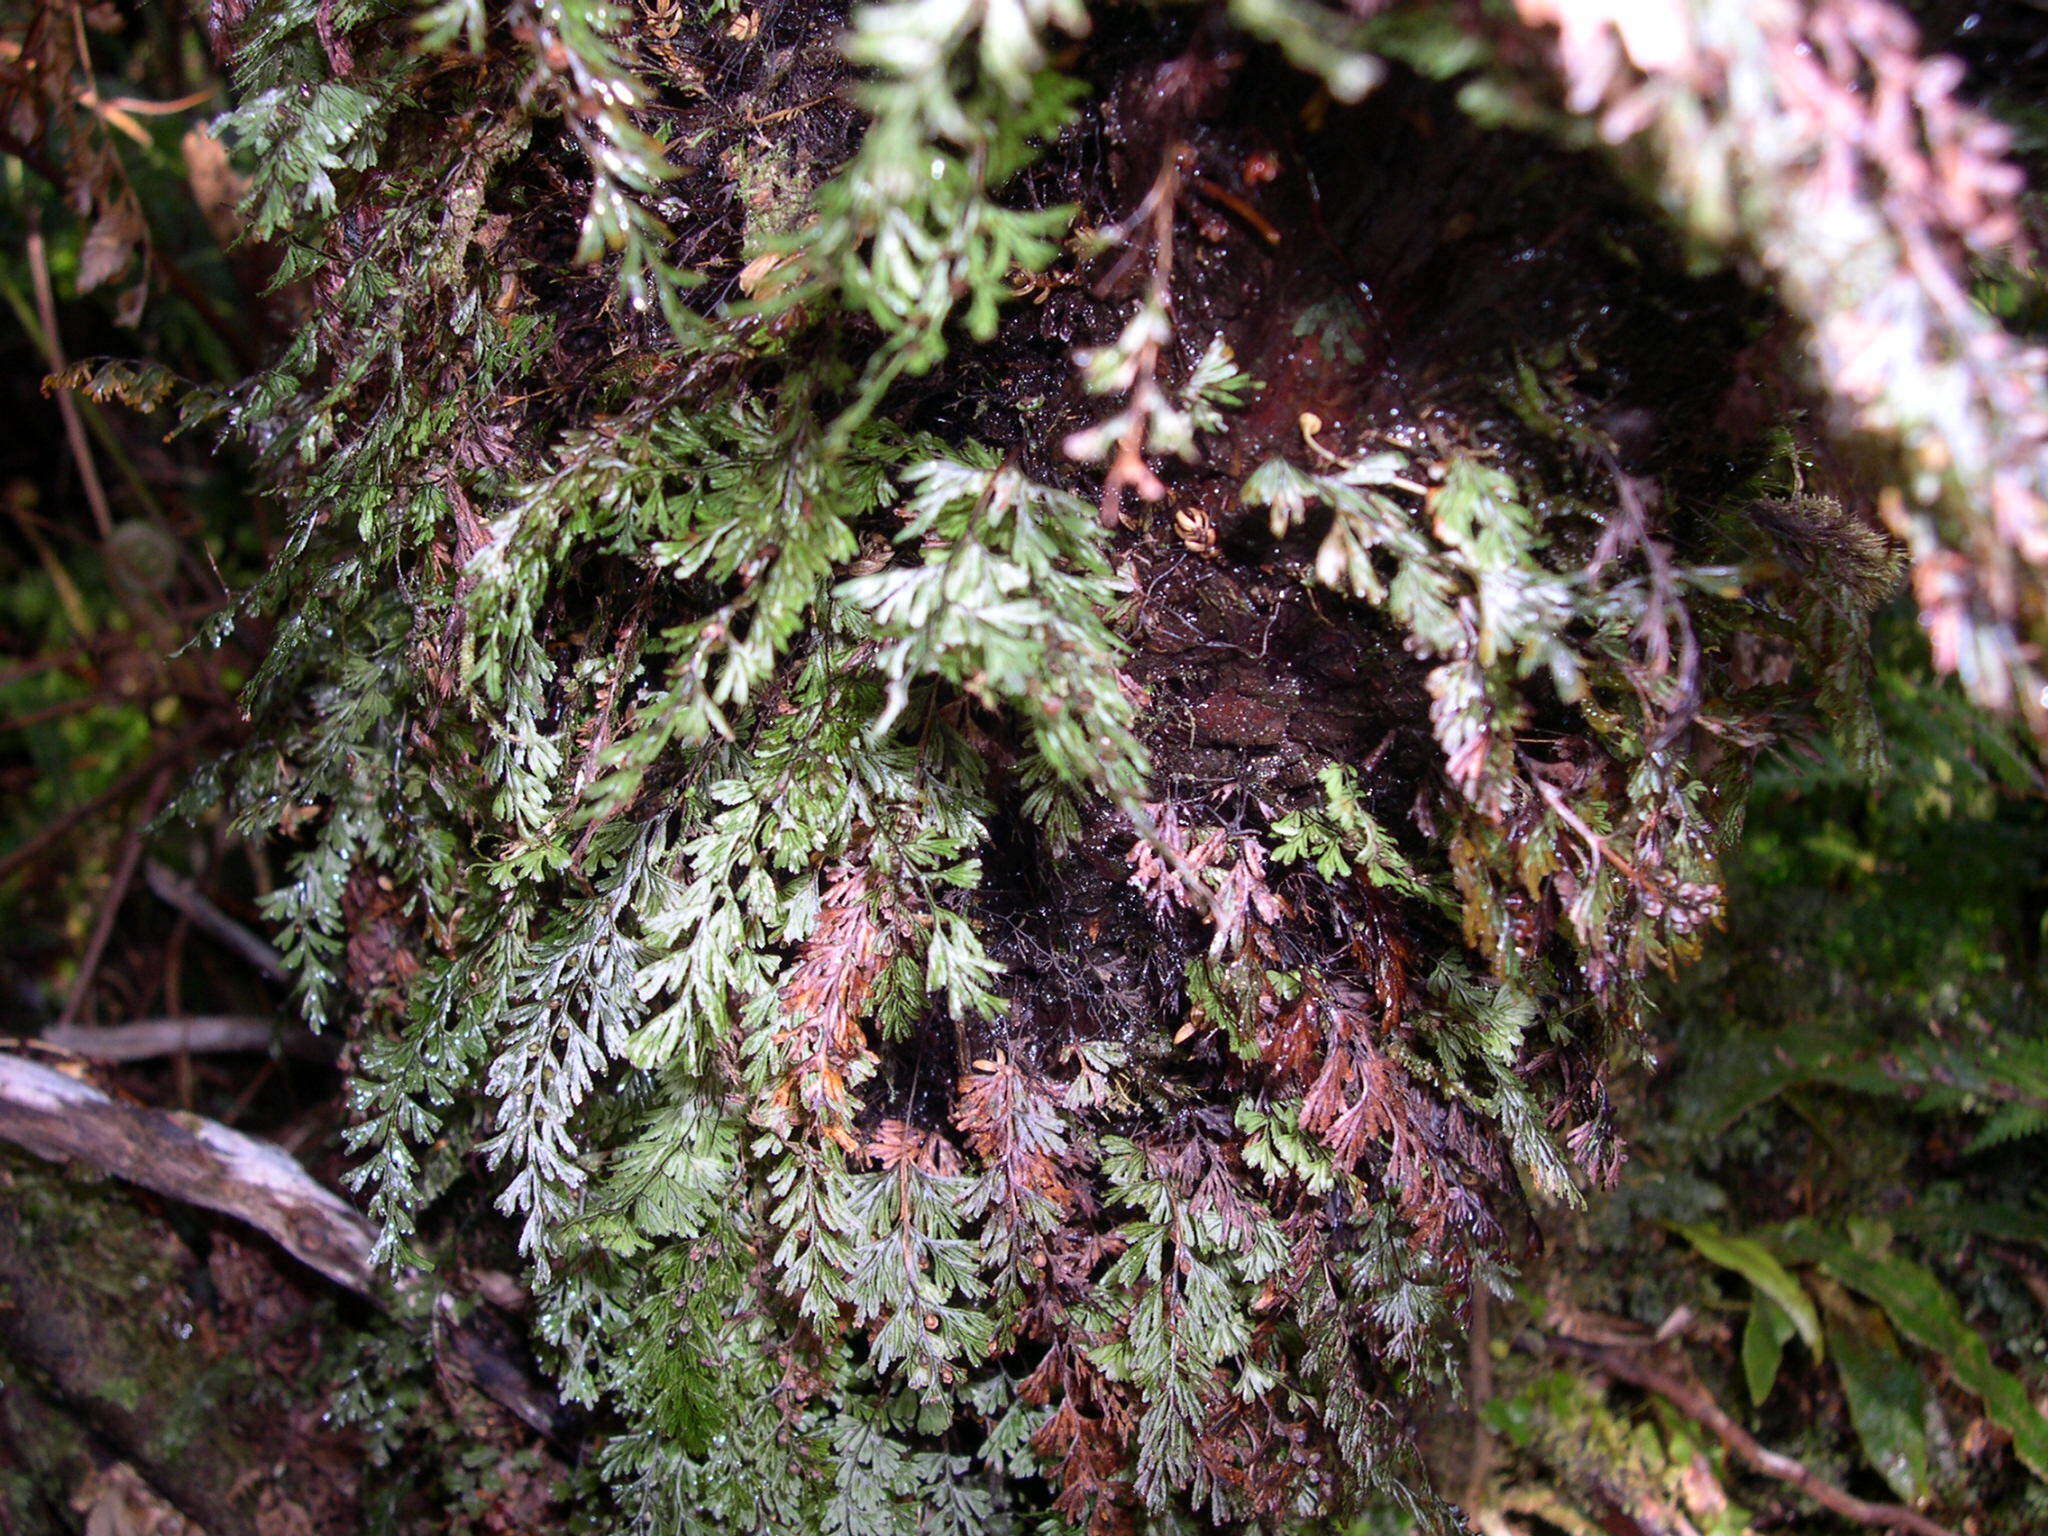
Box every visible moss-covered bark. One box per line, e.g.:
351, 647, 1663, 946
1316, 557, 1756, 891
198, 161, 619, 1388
0, 1154, 364, 1536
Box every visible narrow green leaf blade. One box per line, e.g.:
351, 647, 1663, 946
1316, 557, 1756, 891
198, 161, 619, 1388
1743, 1294, 1797, 1407
1674, 1222, 1823, 1359
1789, 1231, 2048, 1482
1825, 1304, 1929, 1503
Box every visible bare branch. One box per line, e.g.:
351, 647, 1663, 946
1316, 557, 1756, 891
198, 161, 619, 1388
0, 725, 208, 886
1552, 1336, 1963, 1536
57, 766, 171, 1026
37, 1014, 333, 1062
144, 859, 288, 983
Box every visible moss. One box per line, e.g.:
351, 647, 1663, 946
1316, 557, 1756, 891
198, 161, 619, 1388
0, 1152, 361, 1533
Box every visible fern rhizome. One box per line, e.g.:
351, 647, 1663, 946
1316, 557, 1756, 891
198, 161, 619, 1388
161, 0, 2034, 1530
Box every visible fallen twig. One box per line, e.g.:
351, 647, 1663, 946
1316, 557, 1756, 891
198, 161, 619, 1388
143, 859, 289, 983
37, 1014, 333, 1062
57, 766, 171, 1026
1550, 1335, 1962, 1536
0, 724, 210, 886
25, 210, 115, 543
0, 1050, 566, 1440
1463, 1286, 1496, 1514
